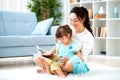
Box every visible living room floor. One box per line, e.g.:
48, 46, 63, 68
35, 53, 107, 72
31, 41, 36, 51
0, 55, 120, 80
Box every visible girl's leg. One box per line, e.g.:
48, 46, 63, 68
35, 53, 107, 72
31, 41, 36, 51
33, 57, 46, 73
41, 58, 51, 74
55, 68, 66, 78
51, 62, 66, 78
34, 57, 45, 68
60, 60, 74, 73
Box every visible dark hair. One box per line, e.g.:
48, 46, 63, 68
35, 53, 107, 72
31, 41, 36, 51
55, 24, 72, 38
70, 6, 94, 36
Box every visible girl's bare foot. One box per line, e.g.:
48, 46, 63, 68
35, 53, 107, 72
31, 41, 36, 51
63, 72, 68, 76
37, 68, 46, 73
59, 74, 66, 78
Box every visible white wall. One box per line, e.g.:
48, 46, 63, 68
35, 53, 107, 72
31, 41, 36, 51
60, 0, 68, 25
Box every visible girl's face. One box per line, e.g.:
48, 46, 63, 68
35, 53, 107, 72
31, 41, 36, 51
57, 35, 70, 45
70, 13, 83, 30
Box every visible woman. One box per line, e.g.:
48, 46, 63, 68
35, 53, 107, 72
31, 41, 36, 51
34, 6, 94, 75
55, 6, 94, 74
70, 6, 94, 61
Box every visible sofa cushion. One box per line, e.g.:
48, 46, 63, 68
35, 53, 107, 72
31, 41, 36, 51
0, 35, 56, 47
0, 46, 54, 57
2, 11, 37, 35
31, 18, 53, 35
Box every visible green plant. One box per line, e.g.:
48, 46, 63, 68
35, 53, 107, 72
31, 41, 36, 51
27, 0, 63, 25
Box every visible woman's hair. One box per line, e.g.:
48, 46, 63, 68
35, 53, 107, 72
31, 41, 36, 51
70, 6, 94, 36
55, 24, 72, 38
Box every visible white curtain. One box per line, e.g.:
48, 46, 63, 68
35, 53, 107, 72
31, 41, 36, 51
0, 0, 68, 24
0, 0, 29, 12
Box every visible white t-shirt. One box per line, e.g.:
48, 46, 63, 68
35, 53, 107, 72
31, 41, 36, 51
72, 28, 94, 61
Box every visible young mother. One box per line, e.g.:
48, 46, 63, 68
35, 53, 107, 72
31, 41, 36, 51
70, 6, 94, 61
34, 6, 94, 75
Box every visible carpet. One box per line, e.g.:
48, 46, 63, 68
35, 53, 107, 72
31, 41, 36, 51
0, 62, 120, 80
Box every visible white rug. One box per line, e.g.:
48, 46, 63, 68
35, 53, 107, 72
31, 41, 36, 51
0, 62, 120, 80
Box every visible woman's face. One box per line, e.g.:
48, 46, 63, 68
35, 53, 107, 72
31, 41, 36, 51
70, 13, 83, 30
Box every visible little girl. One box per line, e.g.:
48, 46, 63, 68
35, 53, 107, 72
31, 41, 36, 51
34, 24, 89, 77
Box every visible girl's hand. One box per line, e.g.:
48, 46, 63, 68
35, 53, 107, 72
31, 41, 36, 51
49, 46, 56, 54
60, 57, 69, 65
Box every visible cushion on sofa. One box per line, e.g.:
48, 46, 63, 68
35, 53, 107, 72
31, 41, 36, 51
0, 35, 56, 47
47, 26, 59, 35
31, 18, 54, 35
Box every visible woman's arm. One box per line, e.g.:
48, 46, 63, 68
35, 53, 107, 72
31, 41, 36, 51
76, 51, 84, 61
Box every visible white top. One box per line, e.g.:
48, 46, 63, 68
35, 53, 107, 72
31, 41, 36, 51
72, 28, 94, 61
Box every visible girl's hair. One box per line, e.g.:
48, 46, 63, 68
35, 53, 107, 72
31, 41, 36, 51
55, 24, 72, 38
70, 6, 94, 36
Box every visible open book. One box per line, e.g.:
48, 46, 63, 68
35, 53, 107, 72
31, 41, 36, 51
36, 45, 46, 54
36, 45, 54, 58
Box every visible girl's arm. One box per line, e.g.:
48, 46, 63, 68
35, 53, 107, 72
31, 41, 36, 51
49, 46, 56, 54
54, 50, 59, 61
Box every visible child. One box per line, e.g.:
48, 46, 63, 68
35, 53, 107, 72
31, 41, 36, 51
34, 24, 89, 77
33, 25, 88, 77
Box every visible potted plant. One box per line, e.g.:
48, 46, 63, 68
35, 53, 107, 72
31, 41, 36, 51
27, 0, 63, 25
